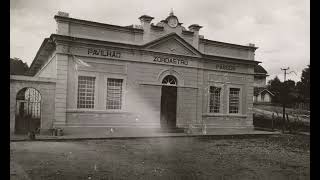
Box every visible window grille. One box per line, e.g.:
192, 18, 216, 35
209, 86, 221, 113
106, 78, 123, 110
229, 88, 240, 113
77, 76, 95, 109
16, 88, 41, 118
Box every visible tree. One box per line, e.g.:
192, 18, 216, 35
285, 79, 295, 89
282, 79, 297, 106
10, 58, 29, 75
296, 65, 310, 102
267, 76, 282, 103
267, 77, 297, 105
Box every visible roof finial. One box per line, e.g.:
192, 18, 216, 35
170, 8, 174, 16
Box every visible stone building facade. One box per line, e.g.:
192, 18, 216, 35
10, 11, 261, 134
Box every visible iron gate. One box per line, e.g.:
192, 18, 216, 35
15, 88, 41, 134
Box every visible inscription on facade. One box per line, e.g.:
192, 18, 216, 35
216, 64, 236, 71
88, 48, 121, 58
153, 56, 188, 65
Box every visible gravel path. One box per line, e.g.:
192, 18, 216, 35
10, 134, 310, 180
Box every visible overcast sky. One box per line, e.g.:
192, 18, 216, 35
10, 0, 309, 82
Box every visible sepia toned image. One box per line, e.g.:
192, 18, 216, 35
10, 0, 309, 179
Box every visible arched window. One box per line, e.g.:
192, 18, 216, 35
162, 75, 177, 86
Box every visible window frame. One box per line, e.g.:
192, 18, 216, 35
207, 85, 223, 114
104, 74, 126, 112
227, 86, 242, 114
76, 74, 98, 109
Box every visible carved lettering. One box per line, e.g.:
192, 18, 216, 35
87, 48, 121, 58
153, 56, 188, 65
216, 64, 236, 71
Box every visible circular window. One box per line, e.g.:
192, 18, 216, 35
162, 75, 177, 86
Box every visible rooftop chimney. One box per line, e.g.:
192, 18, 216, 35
55, 11, 70, 35
139, 15, 154, 43
188, 24, 203, 49
188, 24, 202, 32
57, 11, 69, 17
139, 15, 154, 24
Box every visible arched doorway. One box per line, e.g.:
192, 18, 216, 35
160, 75, 177, 129
15, 87, 41, 134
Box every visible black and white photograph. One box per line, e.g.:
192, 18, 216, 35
10, 0, 310, 179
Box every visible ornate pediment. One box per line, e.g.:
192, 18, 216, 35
143, 33, 202, 57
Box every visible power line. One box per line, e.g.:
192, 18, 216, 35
280, 67, 297, 82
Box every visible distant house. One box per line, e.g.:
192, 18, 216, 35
253, 65, 274, 103
253, 87, 274, 103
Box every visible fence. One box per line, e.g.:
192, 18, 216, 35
293, 103, 310, 111
253, 112, 309, 133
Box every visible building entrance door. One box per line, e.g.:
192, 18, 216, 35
160, 75, 177, 129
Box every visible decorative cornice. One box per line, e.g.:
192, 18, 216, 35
29, 33, 261, 76
51, 34, 262, 66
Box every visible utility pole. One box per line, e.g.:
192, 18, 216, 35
280, 67, 297, 133
281, 67, 289, 81
280, 67, 289, 133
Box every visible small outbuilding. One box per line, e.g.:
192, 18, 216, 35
253, 87, 274, 103
253, 65, 274, 103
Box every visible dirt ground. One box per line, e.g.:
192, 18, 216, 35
10, 134, 309, 180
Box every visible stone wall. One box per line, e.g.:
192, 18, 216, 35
10, 75, 56, 134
